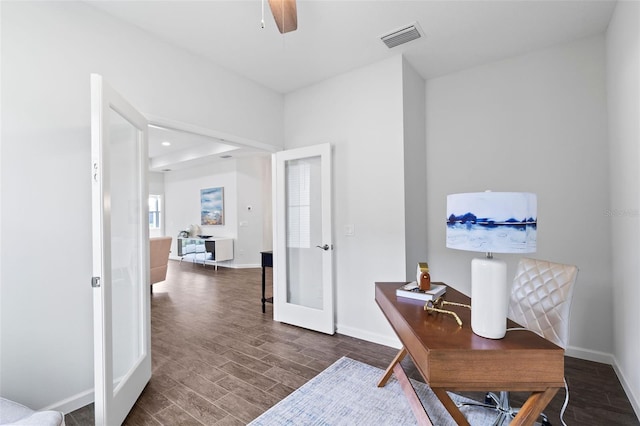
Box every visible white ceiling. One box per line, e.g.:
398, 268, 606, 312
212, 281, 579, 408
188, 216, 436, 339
89, 0, 616, 93
88, 0, 616, 170
147, 125, 270, 172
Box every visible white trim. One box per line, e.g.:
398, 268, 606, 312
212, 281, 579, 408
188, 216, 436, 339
146, 115, 279, 154
227, 263, 262, 269
612, 357, 640, 419
336, 324, 401, 350
565, 345, 615, 364
41, 388, 94, 415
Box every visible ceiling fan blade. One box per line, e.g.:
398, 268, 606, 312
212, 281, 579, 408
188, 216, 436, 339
268, 0, 297, 34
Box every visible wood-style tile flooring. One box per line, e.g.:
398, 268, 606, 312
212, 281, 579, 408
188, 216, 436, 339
66, 261, 639, 425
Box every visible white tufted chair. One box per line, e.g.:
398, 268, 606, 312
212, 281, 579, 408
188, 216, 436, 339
460, 257, 578, 425
508, 258, 578, 349
0, 398, 65, 425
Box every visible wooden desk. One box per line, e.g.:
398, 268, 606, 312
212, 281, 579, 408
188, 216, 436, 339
261, 251, 273, 313
375, 282, 564, 426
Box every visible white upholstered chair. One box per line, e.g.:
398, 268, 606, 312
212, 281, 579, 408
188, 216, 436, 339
0, 397, 64, 425
508, 258, 578, 350
150, 236, 172, 292
460, 257, 579, 425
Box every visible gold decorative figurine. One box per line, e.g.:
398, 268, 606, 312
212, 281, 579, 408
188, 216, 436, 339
424, 296, 471, 327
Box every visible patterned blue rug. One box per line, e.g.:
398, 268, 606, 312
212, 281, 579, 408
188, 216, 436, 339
249, 356, 498, 425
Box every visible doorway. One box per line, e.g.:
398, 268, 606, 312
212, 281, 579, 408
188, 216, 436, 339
146, 119, 276, 269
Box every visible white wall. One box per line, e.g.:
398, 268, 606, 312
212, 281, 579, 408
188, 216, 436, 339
425, 36, 611, 359
164, 156, 271, 267
606, 0, 640, 415
261, 158, 274, 252
2, 0, 635, 415
165, 161, 237, 263
284, 56, 407, 346
0, 1, 282, 411
149, 172, 165, 196
236, 156, 273, 265
402, 58, 428, 280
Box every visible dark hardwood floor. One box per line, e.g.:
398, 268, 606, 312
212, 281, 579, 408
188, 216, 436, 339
66, 260, 639, 425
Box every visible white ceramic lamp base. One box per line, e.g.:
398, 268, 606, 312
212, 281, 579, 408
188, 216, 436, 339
471, 257, 508, 339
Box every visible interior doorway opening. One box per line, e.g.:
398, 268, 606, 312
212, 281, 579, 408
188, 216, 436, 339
146, 118, 276, 269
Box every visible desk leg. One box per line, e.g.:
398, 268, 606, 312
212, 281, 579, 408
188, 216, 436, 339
379, 348, 471, 426
377, 347, 407, 387
393, 363, 433, 426
431, 388, 471, 426
377, 348, 433, 426
510, 388, 559, 426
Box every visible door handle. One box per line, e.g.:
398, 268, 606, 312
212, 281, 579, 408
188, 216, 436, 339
316, 244, 330, 251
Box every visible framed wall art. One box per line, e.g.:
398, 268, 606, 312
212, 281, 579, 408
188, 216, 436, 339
200, 187, 224, 225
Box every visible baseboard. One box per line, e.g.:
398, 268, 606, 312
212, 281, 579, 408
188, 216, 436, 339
564, 345, 640, 413
335, 323, 401, 349
41, 388, 93, 415
224, 263, 261, 269
612, 357, 640, 420
566, 346, 639, 419
565, 345, 615, 364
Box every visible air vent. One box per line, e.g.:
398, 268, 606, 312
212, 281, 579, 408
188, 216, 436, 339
220, 155, 233, 159
381, 22, 423, 48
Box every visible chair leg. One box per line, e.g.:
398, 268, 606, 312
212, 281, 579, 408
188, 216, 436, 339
457, 392, 498, 411
458, 391, 553, 426
494, 392, 512, 426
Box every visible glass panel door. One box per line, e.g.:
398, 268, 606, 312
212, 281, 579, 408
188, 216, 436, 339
274, 143, 334, 334
109, 108, 142, 393
285, 156, 323, 309
91, 74, 151, 426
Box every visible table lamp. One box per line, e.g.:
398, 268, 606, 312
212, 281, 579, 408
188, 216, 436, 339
446, 192, 537, 339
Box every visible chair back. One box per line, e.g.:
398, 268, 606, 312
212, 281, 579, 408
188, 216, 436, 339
508, 258, 578, 349
150, 236, 172, 284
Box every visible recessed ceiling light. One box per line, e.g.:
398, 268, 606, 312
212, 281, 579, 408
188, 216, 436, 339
161, 141, 171, 146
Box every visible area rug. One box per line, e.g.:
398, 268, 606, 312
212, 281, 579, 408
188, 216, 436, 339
249, 356, 498, 425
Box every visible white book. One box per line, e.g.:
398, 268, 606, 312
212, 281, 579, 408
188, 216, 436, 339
396, 282, 447, 302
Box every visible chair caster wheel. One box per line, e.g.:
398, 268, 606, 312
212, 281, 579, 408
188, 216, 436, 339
483, 394, 493, 405
541, 419, 552, 426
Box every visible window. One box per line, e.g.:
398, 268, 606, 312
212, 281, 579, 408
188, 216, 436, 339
148, 194, 162, 230
286, 161, 311, 248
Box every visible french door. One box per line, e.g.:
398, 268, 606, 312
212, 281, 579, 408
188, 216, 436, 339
273, 143, 334, 334
91, 74, 151, 425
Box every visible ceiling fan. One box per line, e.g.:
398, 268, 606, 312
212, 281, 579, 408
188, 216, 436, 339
265, 0, 297, 34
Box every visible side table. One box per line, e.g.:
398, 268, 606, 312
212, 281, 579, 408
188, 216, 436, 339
261, 251, 273, 313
